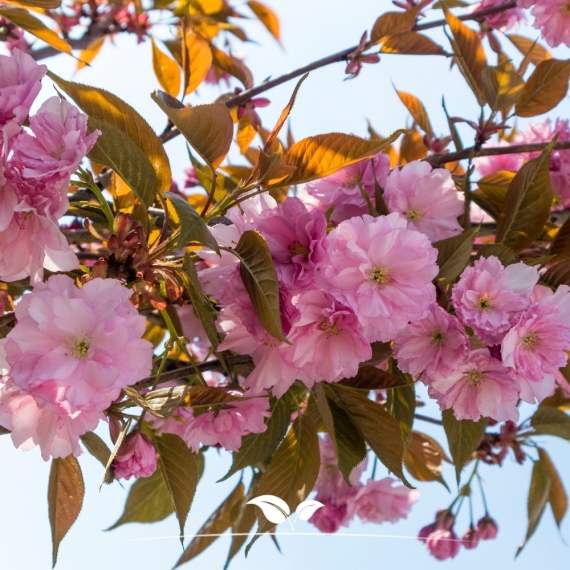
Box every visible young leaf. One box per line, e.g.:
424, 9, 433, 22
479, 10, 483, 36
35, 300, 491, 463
433, 228, 478, 287
515, 59, 570, 117
220, 395, 291, 480
496, 139, 555, 252
333, 384, 412, 487
381, 32, 447, 57
531, 406, 570, 440
538, 448, 568, 527
79, 432, 111, 468
507, 34, 552, 67
386, 363, 415, 447
48, 72, 172, 194
174, 482, 244, 567
405, 431, 450, 489
234, 230, 285, 341
184, 31, 213, 95
550, 214, 570, 257
87, 117, 157, 208
107, 470, 174, 530
442, 409, 487, 483
476, 243, 518, 266
444, 7, 487, 106
371, 8, 419, 43
152, 433, 199, 541
101, 418, 131, 487
8, 0, 61, 7
481, 62, 525, 111
275, 130, 407, 188
517, 459, 551, 556
210, 45, 253, 89
48, 456, 84, 567
151, 37, 181, 98
152, 93, 233, 172
542, 259, 570, 288
395, 90, 433, 137
255, 415, 320, 533
0, 7, 72, 56
338, 365, 409, 390
248, 1, 281, 43
472, 170, 514, 220
76, 36, 105, 72
164, 192, 220, 253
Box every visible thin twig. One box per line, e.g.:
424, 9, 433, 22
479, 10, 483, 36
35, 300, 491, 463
0, 312, 15, 327
415, 413, 443, 426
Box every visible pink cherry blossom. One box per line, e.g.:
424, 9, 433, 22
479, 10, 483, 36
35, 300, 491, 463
150, 406, 195, 440
321, 213, 438, 342
477, 516, 498, 539
474, 140, 524, 176
431, 348, 520, 422
349, 477, 419, 524
0, 49, 46, 129
254, 197, 328, 289
112, 433, 157, 480
283, 288, 371, 387
384, 161, 463, 241
393, 304, 470, 381
301, 153, 390, 224
527, 0, 570, 47
309, 501, 351, 533
471, 0, 525, 31
177, 304, 212, 361
0, 380, 100, 461
462, 527, 480, 549
1, 275, 153, 413
424, 528, 461, 560
12, 96, 100, 181
451, 256, 538, 345
183, 392, 270, 452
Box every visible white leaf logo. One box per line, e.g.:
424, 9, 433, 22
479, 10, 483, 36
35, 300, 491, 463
247, 495, 291, 525
295, 500, 325, 522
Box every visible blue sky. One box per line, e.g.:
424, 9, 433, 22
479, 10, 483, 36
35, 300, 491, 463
1, 1, 570, 568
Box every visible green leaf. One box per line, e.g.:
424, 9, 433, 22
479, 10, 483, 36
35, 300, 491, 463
254, 415, 320, 533
101, 418, 131, 487
165, 192, 220, 254
433, 228, 478, 287
442, 409, 487, 483
472, 171, 514, 220
550, 216, 570, 257
517, 459, 551, 556
107, 470, 174, 530
234, 230, 285, 341
531, 406, 570, 440
538, 448, 568, 527
405, 431, 450, 489
332, 384, 412, 487
515, 59, 570, 117
79, 432, 111, 468
87, 117, 157, 208
481, 61, 525, 111
48, 72, 172, 195
386, 361, 415, 447
496, 139, 555, 252
220, 395, 291, 481
48, 456, 84, 568
476, 243, 518, 266
152, 92, 233, 172
338, 365, 409, 390
174, 482, 244, 567
542, 259, 570, 288
152, 433, 199, 541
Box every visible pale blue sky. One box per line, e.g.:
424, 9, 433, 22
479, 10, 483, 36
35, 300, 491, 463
1, 1, 570, 569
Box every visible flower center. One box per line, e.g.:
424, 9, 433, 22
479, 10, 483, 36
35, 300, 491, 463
431, 329, 446, 346
406, 208, 422, 222
476, 296, 493, 311
522, 332, 538, 350
53, 147, 65, 160
564, 2, 570, 13
73, 337, 91, 359
368, 266, 390, 285
343, 172, 362, 189
318, 320, 339, 336
288, 241, 310, 257
467, 369, 483, 387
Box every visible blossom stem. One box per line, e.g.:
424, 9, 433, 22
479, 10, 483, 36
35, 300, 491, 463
159, 309, 208, 386
76, 173, 115, 229
477, 473, 490, 516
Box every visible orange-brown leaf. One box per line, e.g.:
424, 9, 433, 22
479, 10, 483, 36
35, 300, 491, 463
185, 31, 213, 95
151, 37, 181, 98
381, 31, 447, 56
76, 36, 105, 72
507, 34, 552, 67
210, 45, 253, 89
248, 0, 280, 42
395, 90, 433, 137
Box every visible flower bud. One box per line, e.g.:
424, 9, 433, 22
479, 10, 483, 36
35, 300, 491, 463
113, 433, 157, 481
462, 526, 480, 549
477, 516, 498, 540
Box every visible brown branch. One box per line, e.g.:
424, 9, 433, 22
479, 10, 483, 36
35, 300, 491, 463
426, 141, 570, 166
415, 413, 443, 426
0, 312, 15, 327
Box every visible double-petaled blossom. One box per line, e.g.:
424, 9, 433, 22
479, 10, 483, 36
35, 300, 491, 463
321, 213, 438, 342
393, 304, 470, 382
254, 197, 328, 289
348, 477, 419, 524
299, 153, 390, 224
524, 0, 570, 47
474, 140, 524, 176
0, 49, 46, 134
183, 392, 271, 452
1, 275, 153, 413
12, 96, 100, 181
384, 161, 463, 242
451, 256, 539, 346
472, 0, 525, 31
430, 348, 520, 422
112, 433, 157, 480
418, 511, 461, 561
283, 288, 371, 386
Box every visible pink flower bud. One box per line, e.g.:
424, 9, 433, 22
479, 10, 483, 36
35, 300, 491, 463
477, 516, 498, 540
425, 529, 461, 561
113, 433, 157, 481
462, 526, 480, 549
